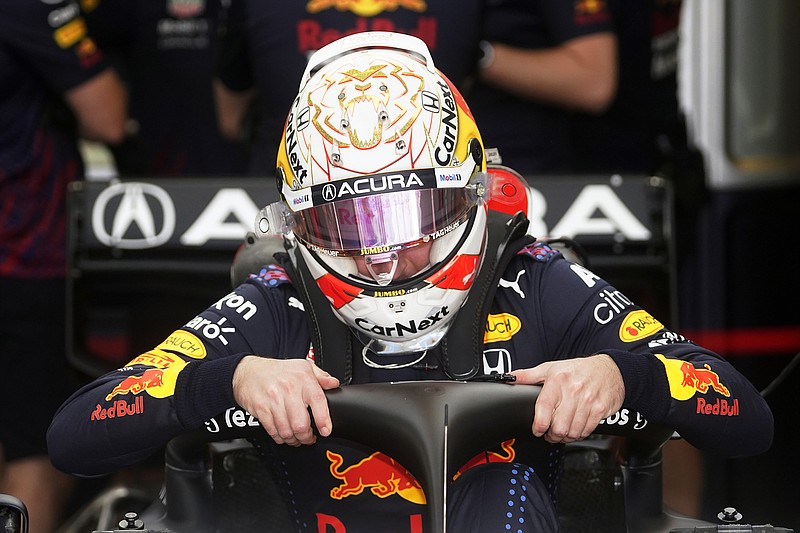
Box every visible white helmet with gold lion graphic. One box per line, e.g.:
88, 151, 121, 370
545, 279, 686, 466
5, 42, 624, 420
261, 32, 489, 356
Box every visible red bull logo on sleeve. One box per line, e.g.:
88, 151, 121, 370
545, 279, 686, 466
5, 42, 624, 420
105, 369, 165, 401
656, 355, 738, 416
91, 397, 144, 421
106, 344, 190, 401
679, 361, 730, 396
326, 450, 426, 504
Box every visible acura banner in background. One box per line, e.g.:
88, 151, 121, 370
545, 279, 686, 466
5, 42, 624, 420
72, 174, 670, 256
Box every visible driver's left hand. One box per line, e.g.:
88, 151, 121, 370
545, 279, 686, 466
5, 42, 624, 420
511, 354, 625, 444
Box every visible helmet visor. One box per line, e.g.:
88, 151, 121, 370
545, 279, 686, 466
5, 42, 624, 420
294, 187, 474, 255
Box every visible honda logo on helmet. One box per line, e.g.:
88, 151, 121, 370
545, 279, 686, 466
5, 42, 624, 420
92, 183, 176, 249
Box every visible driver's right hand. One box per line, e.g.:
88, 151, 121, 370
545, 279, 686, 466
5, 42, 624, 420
232, 356, 340, 446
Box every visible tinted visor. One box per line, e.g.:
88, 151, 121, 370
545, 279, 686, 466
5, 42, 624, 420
293, 188, 474, 255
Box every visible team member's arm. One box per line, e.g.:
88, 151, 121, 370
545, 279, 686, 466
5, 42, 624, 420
212, 0, 258, 141
479, 33, 617, 113
65, 68, 127, 143
2, 0, 128, 145
477, 0, 618, 113
213, 80, 258, 141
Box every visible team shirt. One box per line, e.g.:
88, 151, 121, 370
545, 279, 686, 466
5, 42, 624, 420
84, 0, 249, 176
571, 0, 686, 173
468, 0, 614, 174
0, 0, 107, 277
215, 0, 486, 177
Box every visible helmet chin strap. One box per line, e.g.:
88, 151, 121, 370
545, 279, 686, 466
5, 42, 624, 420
364, 251, 399, 286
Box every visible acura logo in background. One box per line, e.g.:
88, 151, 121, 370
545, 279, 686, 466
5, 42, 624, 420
92, 183, 176, 249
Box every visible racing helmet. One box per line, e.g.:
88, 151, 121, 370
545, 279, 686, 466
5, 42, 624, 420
261, 32, 489, 355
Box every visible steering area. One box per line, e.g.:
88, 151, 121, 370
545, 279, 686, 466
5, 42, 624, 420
113, 380, 727, 533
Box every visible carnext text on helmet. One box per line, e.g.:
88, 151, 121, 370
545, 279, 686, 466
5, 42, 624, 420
355, 306, 450, 337
286, 110, 309, 185
435, 79, 457, 166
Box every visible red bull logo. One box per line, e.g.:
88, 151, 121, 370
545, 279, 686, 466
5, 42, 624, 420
326, 450, 425, 504
297, 2, 436, 52
696, 397, 739, 416
105, 369, 164, 401
657, 354, 733, 404
91, 397, 144, 420
453, 439, 516, 480
307, 0, 427, 17
680, 361, 730, 396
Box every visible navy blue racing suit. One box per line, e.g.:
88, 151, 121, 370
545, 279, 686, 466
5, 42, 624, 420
48, 242, 774, 531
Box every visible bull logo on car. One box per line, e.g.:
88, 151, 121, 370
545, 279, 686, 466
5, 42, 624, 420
326, 450, 425, 504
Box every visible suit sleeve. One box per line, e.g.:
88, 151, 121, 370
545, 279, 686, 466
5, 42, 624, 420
47, 275, 310, 477
0, 0, 109, 93
527, 248, 774, 458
